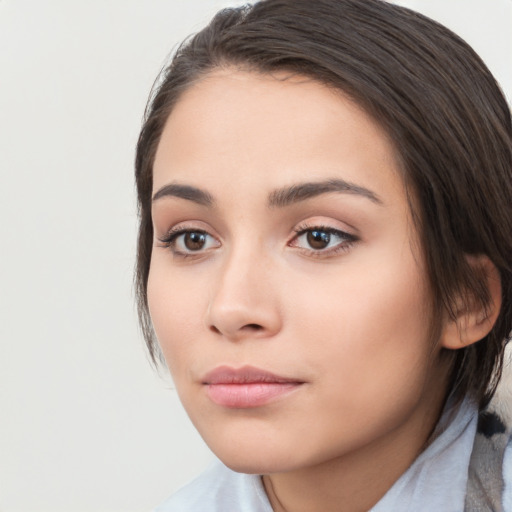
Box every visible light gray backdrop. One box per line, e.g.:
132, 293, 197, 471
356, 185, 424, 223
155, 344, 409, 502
1, 1, 510, 511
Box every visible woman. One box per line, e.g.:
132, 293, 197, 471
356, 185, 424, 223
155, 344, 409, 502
135, 0, 512, 510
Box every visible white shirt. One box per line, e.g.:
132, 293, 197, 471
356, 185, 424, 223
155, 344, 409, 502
155, 400, 512, 511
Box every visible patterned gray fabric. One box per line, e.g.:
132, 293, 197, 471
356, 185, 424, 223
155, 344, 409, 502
465, 409, 512, 511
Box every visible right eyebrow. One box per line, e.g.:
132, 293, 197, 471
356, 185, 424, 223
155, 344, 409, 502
152, 183, 214, 207
268, 178, 383, 208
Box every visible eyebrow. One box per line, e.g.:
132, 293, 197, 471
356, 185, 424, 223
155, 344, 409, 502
152, 178, 382, 208
268, 179, 382, 208
152, 183, 214, 206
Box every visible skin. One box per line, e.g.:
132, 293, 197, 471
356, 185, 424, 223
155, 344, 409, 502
148, 70, 463, 511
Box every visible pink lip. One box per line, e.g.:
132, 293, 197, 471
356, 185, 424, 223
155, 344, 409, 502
202, 365, 303, 408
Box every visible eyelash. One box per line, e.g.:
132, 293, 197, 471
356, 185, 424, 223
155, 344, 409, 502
157, 224, 358, 259
157, 226, 217, 258
290, 223, 358, 257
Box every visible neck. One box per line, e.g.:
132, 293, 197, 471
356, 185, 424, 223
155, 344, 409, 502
262, 374, 449, 512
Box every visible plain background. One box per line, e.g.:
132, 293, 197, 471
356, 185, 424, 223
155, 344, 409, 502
1, 1, 510, 511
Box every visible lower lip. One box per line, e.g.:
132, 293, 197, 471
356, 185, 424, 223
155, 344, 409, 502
205, 382, 301, 408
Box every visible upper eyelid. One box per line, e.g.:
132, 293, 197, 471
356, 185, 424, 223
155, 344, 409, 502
289, 232, 357, 258
158, 228, 220, 257
155, 219, 358, 243
291, 226, 356, 242
293, 220, 357, 237
162, 225, 209, 237
294, 225, 349, 234
157, 221, 217, 238
159, 227, 219, 247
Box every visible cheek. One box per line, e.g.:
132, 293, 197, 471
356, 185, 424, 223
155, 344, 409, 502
294, 244, 430, 332
290, 247, 434, 397
277, 261, 436, 456
147, 259, 208, 376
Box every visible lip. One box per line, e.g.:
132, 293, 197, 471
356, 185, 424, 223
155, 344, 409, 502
202, 365, 304, 408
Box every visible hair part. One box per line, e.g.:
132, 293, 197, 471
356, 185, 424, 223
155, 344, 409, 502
135, 0, 512, 407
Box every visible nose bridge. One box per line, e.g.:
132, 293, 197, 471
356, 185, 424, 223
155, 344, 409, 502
206, 237, 281, 339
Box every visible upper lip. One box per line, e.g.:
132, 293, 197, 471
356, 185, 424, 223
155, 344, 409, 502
201, 365, 303, 385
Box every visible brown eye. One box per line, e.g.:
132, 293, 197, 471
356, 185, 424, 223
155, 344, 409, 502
184, 231, 207, 251
307, 230, 331, 249
291, 226, 356, 255
160, 228, 220, 256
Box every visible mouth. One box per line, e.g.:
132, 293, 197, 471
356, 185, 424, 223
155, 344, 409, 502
202, 365, 304, 408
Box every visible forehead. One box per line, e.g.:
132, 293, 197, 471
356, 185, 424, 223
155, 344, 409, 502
153, 69, 405, 206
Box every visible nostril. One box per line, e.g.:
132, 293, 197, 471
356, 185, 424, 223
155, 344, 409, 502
208, 321, 267, 338
244, 323, 263, 331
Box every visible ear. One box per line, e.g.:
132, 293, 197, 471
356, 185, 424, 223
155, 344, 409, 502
441, 255, 502, 350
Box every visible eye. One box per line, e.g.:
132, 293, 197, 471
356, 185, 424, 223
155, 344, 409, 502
290, 225, 357, 255
158, 228, 220, 256
304, 230, 334, 250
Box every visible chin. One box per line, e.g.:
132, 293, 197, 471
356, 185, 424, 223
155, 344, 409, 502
217, 451, 296, 475
205, 434, 317, 475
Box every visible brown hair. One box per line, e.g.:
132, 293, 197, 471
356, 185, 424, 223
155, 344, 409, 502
135, 0, 512, 408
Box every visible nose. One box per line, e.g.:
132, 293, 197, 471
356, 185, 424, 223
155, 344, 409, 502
206, 246, 282, 341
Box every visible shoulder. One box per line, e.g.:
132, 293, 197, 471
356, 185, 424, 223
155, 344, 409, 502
154, 459, 272, 512
467, 356, 512, 511
496, 360, 512, 511
504, 440, 512, 511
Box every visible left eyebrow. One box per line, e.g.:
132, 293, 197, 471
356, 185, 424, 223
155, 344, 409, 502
152, 183, 214, 206
268, 178, 383, 208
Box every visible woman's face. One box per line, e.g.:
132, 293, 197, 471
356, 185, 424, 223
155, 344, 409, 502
148, 70, 450, 474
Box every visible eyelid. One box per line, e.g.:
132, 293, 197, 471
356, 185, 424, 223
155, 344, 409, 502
156, 219, 218, 242
157, 222, 221, 257
289, 221, 358, 257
